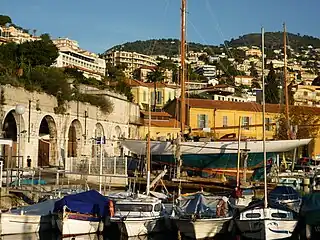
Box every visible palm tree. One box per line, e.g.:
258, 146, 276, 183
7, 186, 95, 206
147, 68, 164, 111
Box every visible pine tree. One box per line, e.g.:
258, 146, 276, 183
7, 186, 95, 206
265, 62, 280, 104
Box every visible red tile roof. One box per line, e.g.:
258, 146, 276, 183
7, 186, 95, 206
142, 118, 181, 128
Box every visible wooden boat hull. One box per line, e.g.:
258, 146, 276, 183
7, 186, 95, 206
0, 213, 52, 235
56, 213, 102, 237
111, 216, 166, 237
174, 217, 231, 239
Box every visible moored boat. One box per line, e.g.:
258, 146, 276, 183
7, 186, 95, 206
269, 186, 302, 212
107, 194, 168, 237
54, 190, 111, 237
0, 199, 57, 235
172, 192, 232, 239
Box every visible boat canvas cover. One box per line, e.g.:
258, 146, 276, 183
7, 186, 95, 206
175, 193, 222, 218
10, 199, 57, 216
300, 192, 320, 225
54, 190, 110, 217
269, 186, 300, 201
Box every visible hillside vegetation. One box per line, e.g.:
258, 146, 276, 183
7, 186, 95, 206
105, 32, 320, 55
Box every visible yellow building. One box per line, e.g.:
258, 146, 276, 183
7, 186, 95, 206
165, 98, 320, 158
139, 111, 180, 140
127, 79, 178, 110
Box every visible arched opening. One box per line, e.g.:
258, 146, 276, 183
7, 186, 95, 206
114, 126, 123, 156
2, 110, 17, 168
38, 115, 57, 167
67, 120, 82, 159
114, 126, 122, 139
92, 123, 104, 167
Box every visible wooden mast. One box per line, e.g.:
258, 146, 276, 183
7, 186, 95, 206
176, 0, 186, 181
180, 0, 186, 134
146, 92, 151, 195
283, 22, 290, 139
262, 27, 268, 208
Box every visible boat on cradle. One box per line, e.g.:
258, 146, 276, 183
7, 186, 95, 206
0, 199, 57, 235
107, 193, 168, 237
53, 190, 112, 237
269, 186, 302, 212
230, 200, 298, 240
172, 192, 233, 239
121, 139, 311, 174
297, 192, 320, 239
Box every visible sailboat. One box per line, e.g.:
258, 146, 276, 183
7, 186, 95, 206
107, 71, 168, 237
230, 26, 298, 240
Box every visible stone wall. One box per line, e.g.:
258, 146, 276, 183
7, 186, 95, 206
0, 85, 140, 170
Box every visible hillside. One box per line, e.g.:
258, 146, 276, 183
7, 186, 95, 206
104, 38, 220, 56
225, 32, 320, 50
105, 32, 320, 56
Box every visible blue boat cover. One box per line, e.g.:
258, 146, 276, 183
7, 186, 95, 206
300, 192, 320, 225
53, 190, 110, 217
269, 186, 300, 201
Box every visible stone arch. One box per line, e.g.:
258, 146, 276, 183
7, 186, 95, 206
2, 109, 26, 168
114, 125, 122, 139
92, 123, 105, 165
67, 119, 83, 159
38, 115, 57, 167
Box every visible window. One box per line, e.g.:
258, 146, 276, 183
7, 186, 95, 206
143, 91, 147, 101
198, 114, 208, 128
265, 118, 272, 131
271, 213, 287, 219
154, 204, 162, 212
223, 116, 228, 127
157, 91, 162, 104
242, 116, 250, 130
115, 204, 153, 212
245, 213, 261, 219
304, 91, 308, 96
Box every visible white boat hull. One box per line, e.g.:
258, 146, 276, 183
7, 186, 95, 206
0, 213, 52, 235
113, 217, 166, 237
175, 217, 231, 239
265, 219, 297, 239
121, 139, 311, 155
56, 217, 101, 237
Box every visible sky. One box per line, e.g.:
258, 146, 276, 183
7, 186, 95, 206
1, 0, 319, 54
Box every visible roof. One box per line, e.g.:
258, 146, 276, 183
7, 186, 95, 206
176, 98, 320, 114
126, 79, 177, 89
142, 118, 181, 128
141, 111, 172, 117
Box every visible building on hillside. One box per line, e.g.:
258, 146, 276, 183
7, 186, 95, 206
294, 85, 320, 107
139, 111, 180, 141
53, 38, 106, 80
126, 79, 178, 111
194, 65, 217, 80
0, 26, 40, 44
136, 66, 173, 83
245, 48, 262, 58
104, 50, 157, 78
234, 76, 254, 86
186, 84, 235, 96
300, 72, 317, 85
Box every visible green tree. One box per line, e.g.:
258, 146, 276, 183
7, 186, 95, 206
249, 62, 259, 78
0, 15, 12, 26
132, 68, 141, 80
265, 62, 280, 104
147, 68, 164, 111
251, 80, 261, 89
18, 37, 58, 67
106, 63, 126, 81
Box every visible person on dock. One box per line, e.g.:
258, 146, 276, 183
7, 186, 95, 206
231, 186, 243, 205
216, 196, 228, 217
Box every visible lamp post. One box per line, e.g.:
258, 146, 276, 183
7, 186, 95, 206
15, 104, 25, 187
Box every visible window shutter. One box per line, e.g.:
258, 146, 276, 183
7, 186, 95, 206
197, 114, 200, 128
205, 115, 209, 128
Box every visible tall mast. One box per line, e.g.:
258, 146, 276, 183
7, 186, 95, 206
283, 23, 290, 139
146, 92, 151, 195
261, 27, 268, 208
180, 0, 186, 134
